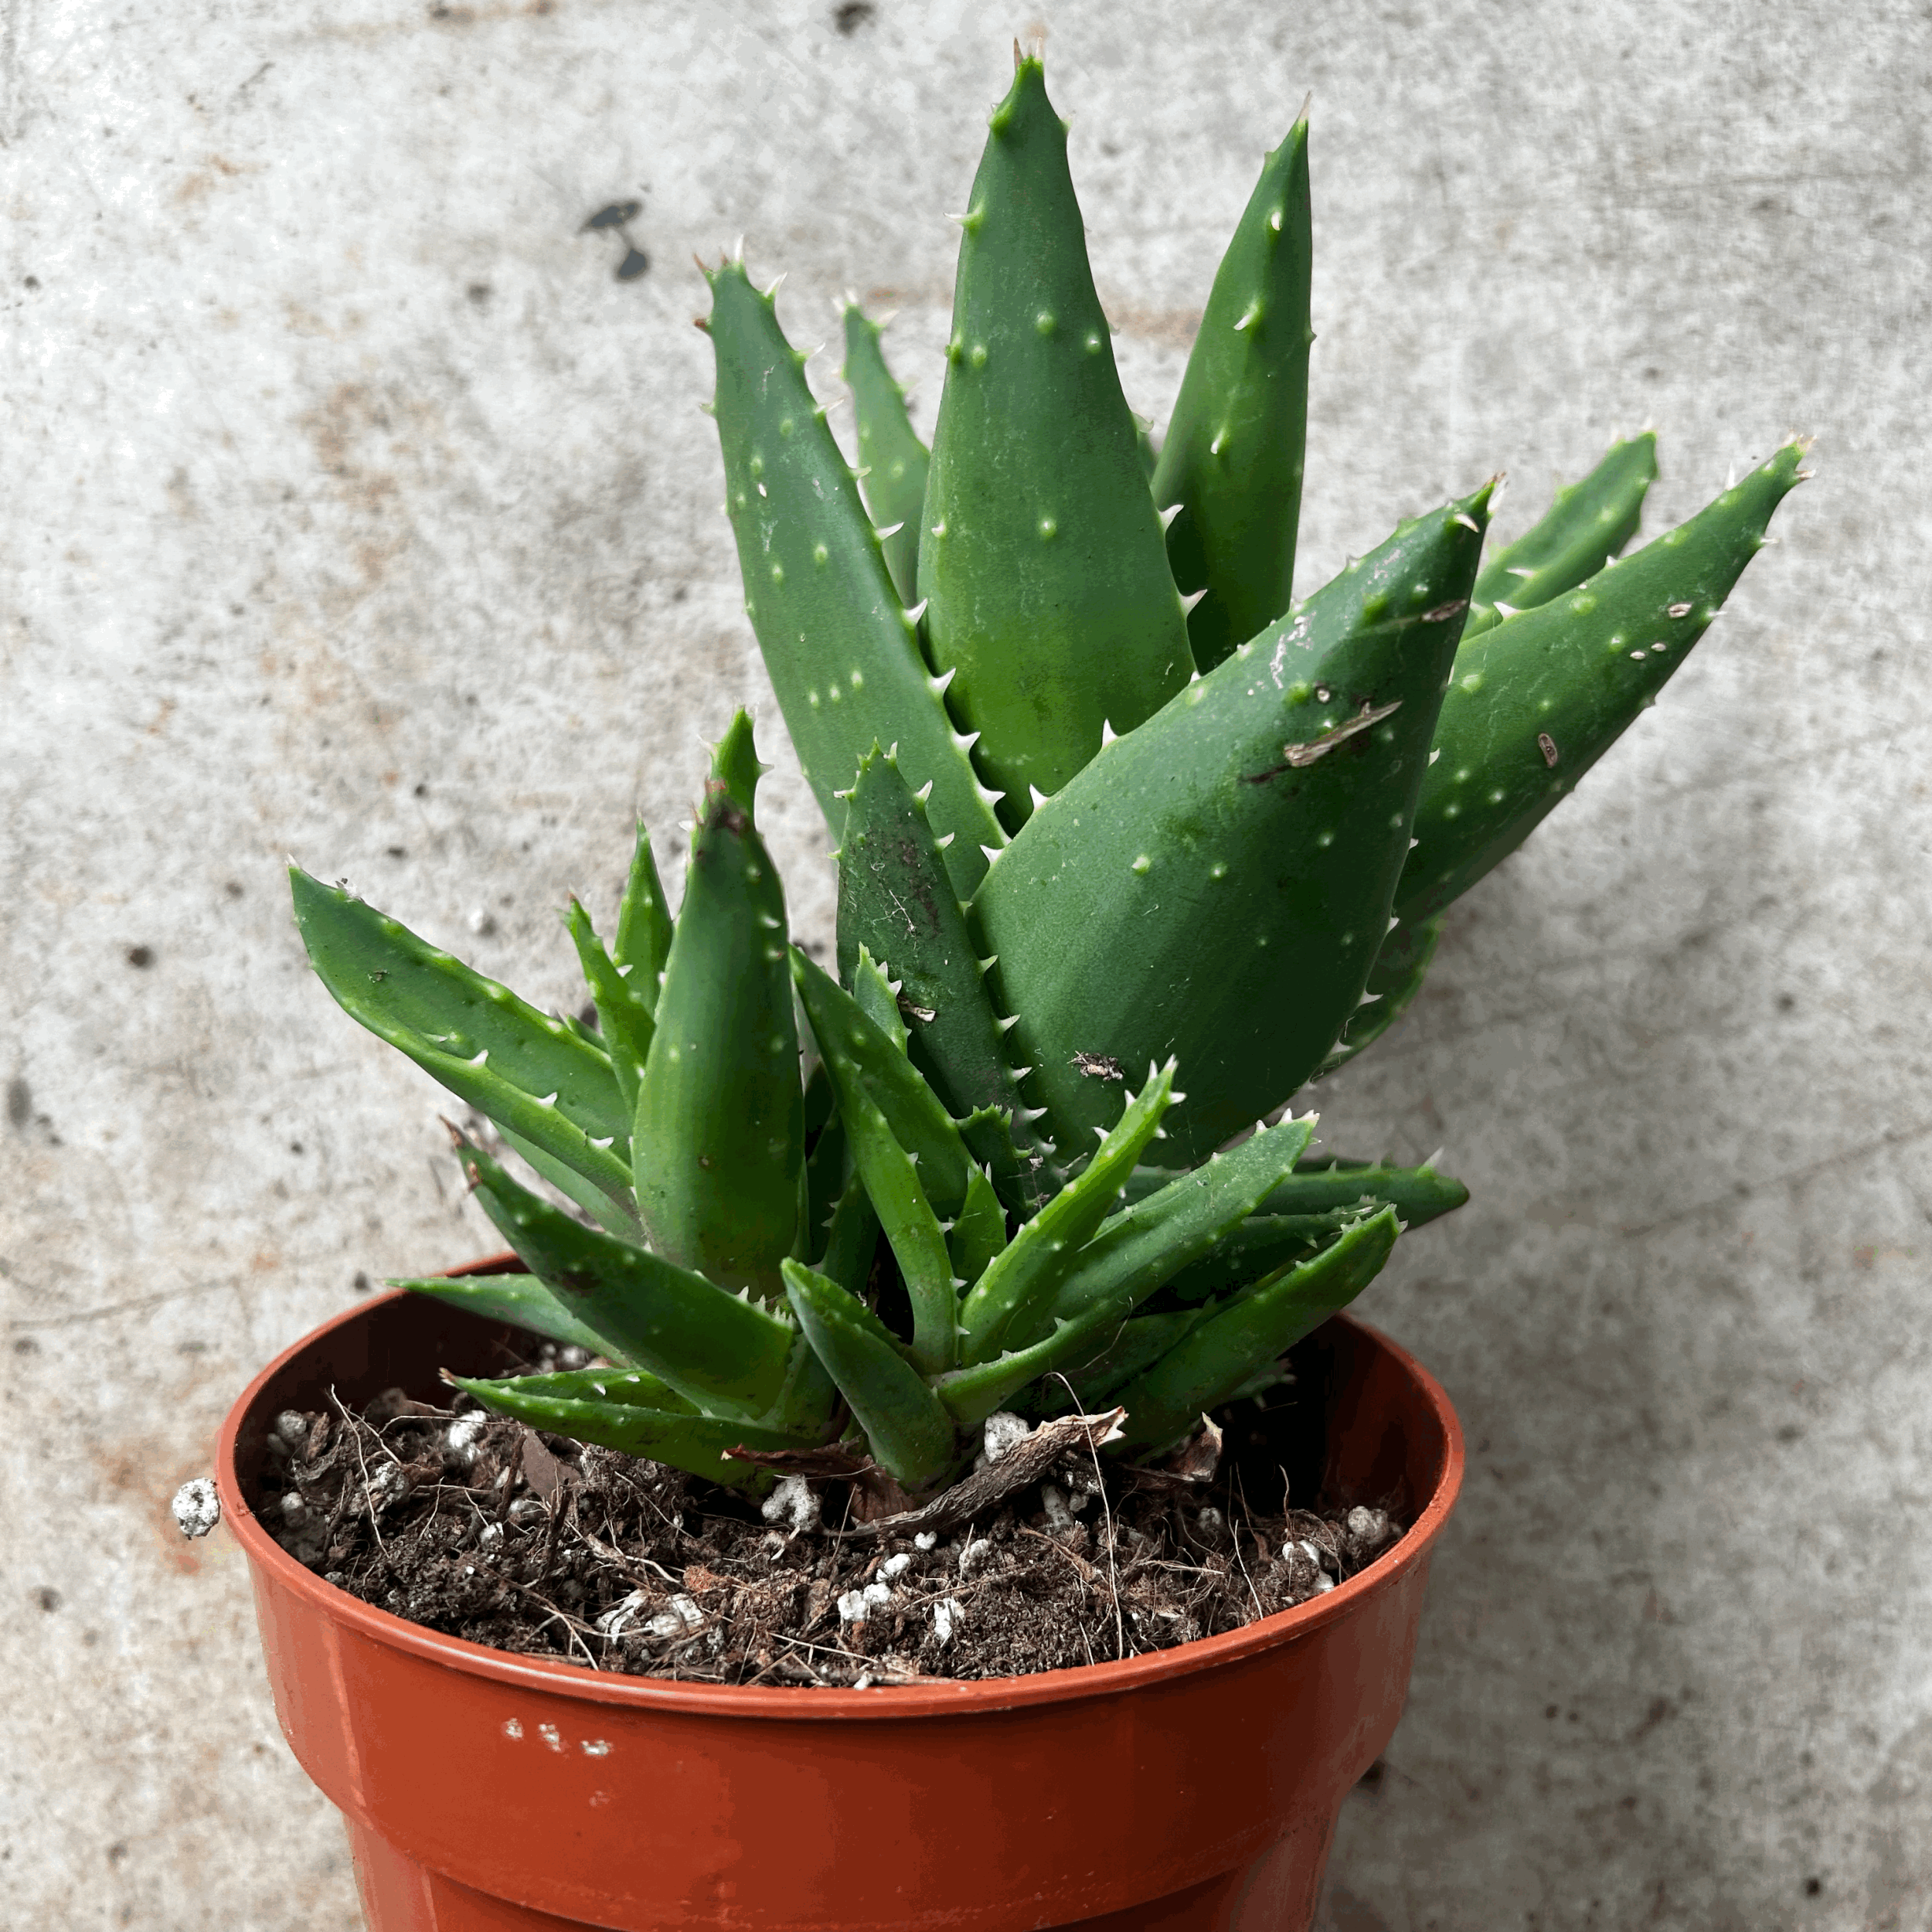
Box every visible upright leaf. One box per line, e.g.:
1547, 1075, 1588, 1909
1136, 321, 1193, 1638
613, 818, 675, 1006
702, 259, 1005, 895
836, 745, 1056, 1202
918, 54, 1194, 825
632, 716, 801, 1294
973, 487, 1490, 1164
790, 946, 974, 1216
563, 899, 655, 1114
840, 300, 930, 604
1153, 111, 1314, 671
1464, 433, 1658, 637
781, 1260, 959, 1488
835, 1064, 961, 1376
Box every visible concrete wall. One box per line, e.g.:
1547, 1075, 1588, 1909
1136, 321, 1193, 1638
5, 2, 1927, 1925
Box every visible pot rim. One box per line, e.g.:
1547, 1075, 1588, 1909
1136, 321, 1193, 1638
217, 1279, 1464, 1723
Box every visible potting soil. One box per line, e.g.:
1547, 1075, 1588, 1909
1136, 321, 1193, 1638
260, 1375, 1404, 1687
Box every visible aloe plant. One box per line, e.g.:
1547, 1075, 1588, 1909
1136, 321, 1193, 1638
291, 48, 1800, 1500
292, 714, 1461, 1489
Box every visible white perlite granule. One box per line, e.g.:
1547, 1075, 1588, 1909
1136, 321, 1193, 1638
596, 1591, 651, 1640
172, 1478, 221, 1539
645, 1594, 705, 1641
760, 1475, 821, 1533
980, 1411, 1030, 1465
838, 1581, 894, 1625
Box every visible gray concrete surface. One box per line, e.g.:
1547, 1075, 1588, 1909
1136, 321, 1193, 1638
2, 1, 1927, 1926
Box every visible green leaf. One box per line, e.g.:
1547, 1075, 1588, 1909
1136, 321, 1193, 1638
1317, 916, 1440, 1077
918, 55, 1194, 825
289, 866, 634, 1208
389, 1272, 615, 1359
817, 1168, 882, 1298
804, 1107, 850, 1267
948, 1162, 1009, 1291
850, 945, 909, 1056
461, 1140, 798, 1419
972, 486, 1490, 1165
495, 1124, 643, 1239
789, 945, 973, 1216
935, 1291, 1133, 1430
1124, 1154, 1469, 1230
781, 1260, 958, 1488
835, 744, 1057, 1206
563, 898, 656, 1114
449, 1370, 808, 1490
702, 258, 1005, 896
762, 1332, 842, 1441
1262, 1155, 1469, 1226
840, 300, 930, 604
1039, 1308, 1206, 1411
1111, 1207, 1400, 1451
957, 1061, 1176, 1366
1396, 443, 1807, 927
1158, 1213, 1349, 1304
833, 1053, 961, 1376
1044, 1111, 1317, 1327
613, 819, 675, 1009
632, 717, 802, 1293
1465, 432, 1657, 637
1153, 110, 1313, 672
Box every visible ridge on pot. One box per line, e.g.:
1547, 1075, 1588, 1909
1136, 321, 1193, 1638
219, 1281, 1463, 1932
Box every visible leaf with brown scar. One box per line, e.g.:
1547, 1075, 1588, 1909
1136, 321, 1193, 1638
1267, 698, 1403, 777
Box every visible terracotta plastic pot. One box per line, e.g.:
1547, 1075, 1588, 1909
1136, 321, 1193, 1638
217, 1269, 1463, 1932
